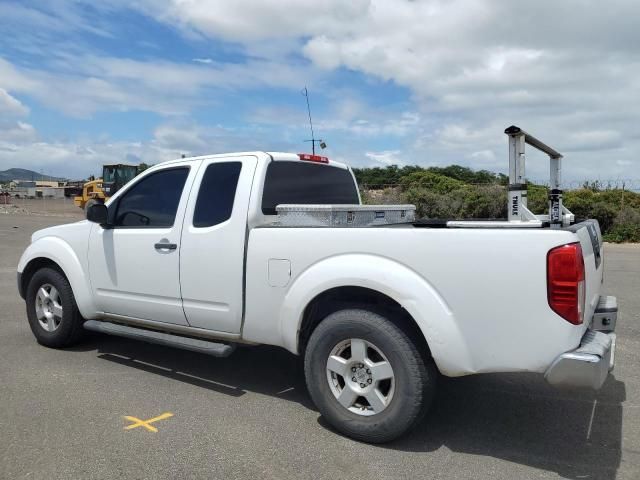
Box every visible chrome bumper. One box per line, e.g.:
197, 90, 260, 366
545, 296, 617, 390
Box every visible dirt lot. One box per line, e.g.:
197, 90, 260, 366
1, 199, 639, 479
0, 197, 85, 218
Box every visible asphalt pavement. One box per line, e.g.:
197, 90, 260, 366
1, 205, 638, 479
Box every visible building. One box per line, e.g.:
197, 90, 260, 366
36, 180, 65, 188
10, 180, 65, 188
8, 179, 67, 199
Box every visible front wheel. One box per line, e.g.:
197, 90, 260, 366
25, 267, 85, 348
304, 308, 437, 443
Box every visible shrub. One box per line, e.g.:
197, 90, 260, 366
603, 208, 640, 243
361, 187, 406, 205
526, 184, 549, 214
458, 185, 507, 219
400, 172, 466, 194
356, 165, 640, 242
402, 185, 506, 219
405, 188, 463, 218
564, 189, 621, 233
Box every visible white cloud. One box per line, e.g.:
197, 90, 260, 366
469, 150, 496, 162
248, 95, 422, 140
2, 0, 640, 182
116, 0, 640, 180
563, 130, 623, 152
0, 121, 37, 143
151, 123, 265, 154
365, 150, 404, 166
0, 54, 315, 117
0, 136, 180, 180
315, 112, 421, 138
0, 2, 113, 40
129, 0, 370, 43
0, 121, 297, 179
0, 88, 29, 117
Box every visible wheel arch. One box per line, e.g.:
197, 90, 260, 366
18, 238, 98, 319
19, 257, 66, 298
298, 286, 432, 363
279, 253, 474, 376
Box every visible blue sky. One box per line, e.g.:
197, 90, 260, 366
1, 1, 638, 184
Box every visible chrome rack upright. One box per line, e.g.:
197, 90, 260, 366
504, 125, 574, 228
447, 125, 574, 229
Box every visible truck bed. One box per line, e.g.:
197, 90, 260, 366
243, 220, 603, 377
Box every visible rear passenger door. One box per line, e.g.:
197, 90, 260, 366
179, 155, 258, 333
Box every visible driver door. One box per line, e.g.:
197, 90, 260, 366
88, 161, 199, 325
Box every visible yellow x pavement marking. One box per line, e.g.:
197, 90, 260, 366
124, 412, 174, 432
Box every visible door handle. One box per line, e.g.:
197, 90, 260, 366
154, 242, 177, 250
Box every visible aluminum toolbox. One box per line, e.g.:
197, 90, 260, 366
275, 204, 416, 227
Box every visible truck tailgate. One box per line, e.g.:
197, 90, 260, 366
566, 220, 604, 328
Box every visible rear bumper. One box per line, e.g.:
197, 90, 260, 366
545, 296, 617, 390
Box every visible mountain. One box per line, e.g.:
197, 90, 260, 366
0, 168, 66, 183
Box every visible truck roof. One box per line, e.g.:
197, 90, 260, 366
156, 152, 350, 170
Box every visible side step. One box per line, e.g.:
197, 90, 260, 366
84, 320, 236, 357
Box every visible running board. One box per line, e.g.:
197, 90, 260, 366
83, 320, 236, 357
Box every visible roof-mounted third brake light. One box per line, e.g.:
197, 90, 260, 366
298, 153, 329, 164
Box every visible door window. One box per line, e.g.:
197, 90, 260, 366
193, 162, 242, 228
114, 167, 189, 227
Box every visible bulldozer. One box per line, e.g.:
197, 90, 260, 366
74, 163, 140, 210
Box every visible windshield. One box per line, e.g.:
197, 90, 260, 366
119, 167, 137, 183
103, 166, 117, 183
103, 165, 137, 184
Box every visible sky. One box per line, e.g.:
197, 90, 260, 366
0, 0, 638, 185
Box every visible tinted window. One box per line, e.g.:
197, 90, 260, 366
114, 167, 189, 227
261, 162, 359, 214
193, 162, 242, 227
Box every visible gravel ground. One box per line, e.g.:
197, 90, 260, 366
0, 197, 84, 217
0, 205, 638, 480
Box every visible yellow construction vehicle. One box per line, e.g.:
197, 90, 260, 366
74, 163, 139, 210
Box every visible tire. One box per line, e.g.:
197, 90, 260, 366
304, 308, 437, 443
25, 267, 85, 348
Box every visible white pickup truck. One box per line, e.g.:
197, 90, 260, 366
17, 126, 618, 442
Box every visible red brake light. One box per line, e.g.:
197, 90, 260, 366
547, 242, 585, 325
297, 153, 329, 163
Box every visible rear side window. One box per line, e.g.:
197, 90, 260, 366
193, 162, 242, 227
261, 161, 359, 215
114, 167, 189, 228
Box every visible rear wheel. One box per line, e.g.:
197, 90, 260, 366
26, 268, 85, 348
304, 308, 436, 443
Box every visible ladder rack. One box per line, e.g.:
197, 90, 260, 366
448, 125, 574, 229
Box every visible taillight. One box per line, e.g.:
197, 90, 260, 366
298, 153, 329, 163
547, 242, 585, 325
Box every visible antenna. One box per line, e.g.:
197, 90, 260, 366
301, 87, 326, 154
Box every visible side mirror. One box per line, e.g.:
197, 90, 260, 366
86, 203, 109, 225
